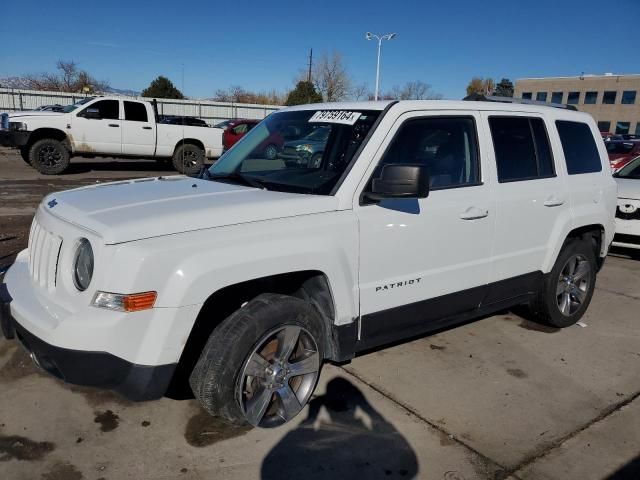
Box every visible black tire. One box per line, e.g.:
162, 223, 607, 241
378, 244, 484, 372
528, 237, 597, 328
308, 152, 323, 168
189, 293, 325, 428
28, 138, 70, 175
19, 147, 30, 164
264, 143, 278, 160
172, 143, 205, 175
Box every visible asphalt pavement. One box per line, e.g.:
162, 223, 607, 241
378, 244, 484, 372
1, 148, 638, 480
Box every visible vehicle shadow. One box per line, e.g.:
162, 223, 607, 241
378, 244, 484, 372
261, 376, 419, 479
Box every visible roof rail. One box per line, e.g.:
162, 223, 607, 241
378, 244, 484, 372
463, 93, 577, 111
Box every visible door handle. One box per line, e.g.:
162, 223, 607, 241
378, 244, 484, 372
544, 196, 564, 207
459, 207, 489, 220
108, 123, 119, 127
142, 126, 152, 130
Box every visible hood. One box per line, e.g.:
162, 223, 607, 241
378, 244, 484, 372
9, 111, 65, 120
284, 138, 324, 148
41, 176, 340, 244
615, 177, 640, 200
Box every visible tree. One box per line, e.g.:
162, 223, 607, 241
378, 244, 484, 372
0, 60, 109, 93
350, 83, 370, 101
141, 76, 184, 99
466, 77, 495, 96
380, 81, 443, 100
313, 51, 351, 102
494, 78, 514, 97
213, 86, 286, 105
285, 81, 323, 106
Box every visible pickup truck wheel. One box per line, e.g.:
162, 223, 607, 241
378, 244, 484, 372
173, 144, 204, 175
29, 138, 70, 175
189, 293, 324, 428
528, 238, 596, 328
264, 144, 278, 160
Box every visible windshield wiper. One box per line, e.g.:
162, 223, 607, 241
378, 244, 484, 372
210, 171, 267, 190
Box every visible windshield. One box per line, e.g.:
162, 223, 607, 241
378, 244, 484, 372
61, 97, 95, 113
208, 109, 380, 195
615, 156, 640, 179
214, 119, 233, 129
303, 126, 331, 142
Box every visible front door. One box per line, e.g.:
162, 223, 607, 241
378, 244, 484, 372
72, 99, 122, 155
356, 112, 494, 349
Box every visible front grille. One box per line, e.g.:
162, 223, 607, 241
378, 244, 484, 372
28, 219, 63, 291
614, 233, 640, 246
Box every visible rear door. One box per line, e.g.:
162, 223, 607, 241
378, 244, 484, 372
483, 112, 570, 292
72, 99, 122, 154
122, 101, 155, 156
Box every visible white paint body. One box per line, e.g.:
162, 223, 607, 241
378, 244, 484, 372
5, 100, 617, 366
7, 96, 224, 159
613, 177, 640, 249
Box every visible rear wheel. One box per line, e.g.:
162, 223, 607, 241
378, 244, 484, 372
28, 138, 70, 175
172, 143, 204, 175
189, 293, 324, 428
528, 238, 597, 328
264, 144, 278, 160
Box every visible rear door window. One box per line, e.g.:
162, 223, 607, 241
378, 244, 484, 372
555, 121, 602, 174
489, 116, 555, 182
124, 101, 148, 122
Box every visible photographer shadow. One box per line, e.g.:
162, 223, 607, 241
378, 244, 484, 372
261, 376, 418, 479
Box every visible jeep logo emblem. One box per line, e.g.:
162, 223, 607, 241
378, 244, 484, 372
47, 199, 58, 208
620, 203, 637, 214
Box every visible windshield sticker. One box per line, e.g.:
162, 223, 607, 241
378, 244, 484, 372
309, 110, 362, 125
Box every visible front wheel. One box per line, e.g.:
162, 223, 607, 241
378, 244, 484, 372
528, 237, 597, 328
172, 143, 205, 175
28, 138, 70, 175
189, 294, 324, 428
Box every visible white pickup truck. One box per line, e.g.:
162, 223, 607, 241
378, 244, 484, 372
0, 96, 223, 174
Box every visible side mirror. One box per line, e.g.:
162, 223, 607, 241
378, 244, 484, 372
366, 164, 429, 201
81, 108, 101, 119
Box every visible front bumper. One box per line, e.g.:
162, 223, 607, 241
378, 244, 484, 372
0, 284, 176, 401
0, 129, 30, 148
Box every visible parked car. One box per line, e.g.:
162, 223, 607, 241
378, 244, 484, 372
612, 155, 640, 251
278, 125, 330, 168
606, 140, 640, 171
222, 119, 259, 150
34, 104, 65, 112
0, 96, 223, 175
0, 99, 616, 429
159, 115, 209, 127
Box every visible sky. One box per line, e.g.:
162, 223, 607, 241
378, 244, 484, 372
1, 0, 638, 100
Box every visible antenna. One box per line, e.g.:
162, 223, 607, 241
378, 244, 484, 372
307, 48, 313, 83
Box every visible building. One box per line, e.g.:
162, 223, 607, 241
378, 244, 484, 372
514, 74, 640, 135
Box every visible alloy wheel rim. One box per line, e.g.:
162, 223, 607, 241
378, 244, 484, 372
182, 150, 198, 167
38, 145, 62, 167
237, 325, 320, 428
556, 254, 591, 316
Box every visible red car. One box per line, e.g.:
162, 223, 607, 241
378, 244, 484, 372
606, 140, 640, 171
222, 119, 259, 150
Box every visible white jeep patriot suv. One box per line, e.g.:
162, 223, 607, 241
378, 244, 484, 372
0, 99, 617, 428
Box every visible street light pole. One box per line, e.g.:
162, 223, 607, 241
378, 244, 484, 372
366, 32, 397, 101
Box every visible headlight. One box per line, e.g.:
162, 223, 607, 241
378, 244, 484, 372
9, 122, 28, 131
72, 238, 94, 291
296, 144, 313, 154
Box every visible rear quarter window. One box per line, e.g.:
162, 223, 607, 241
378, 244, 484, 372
556, 121, 602, 174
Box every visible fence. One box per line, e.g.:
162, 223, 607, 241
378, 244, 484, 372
0, 88, 281, 125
